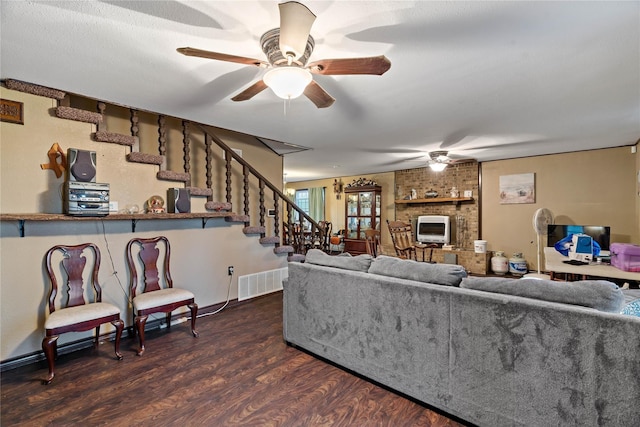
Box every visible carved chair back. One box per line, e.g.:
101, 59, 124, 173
316, 221, 332, 252
45, 243, 102, 313
386, 220, 417, 260
364, 229, 382, 257
127, 236, 173, 298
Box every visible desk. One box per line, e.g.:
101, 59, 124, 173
544, 247, 640, 282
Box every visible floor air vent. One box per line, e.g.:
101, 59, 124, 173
238, 267, 288, 301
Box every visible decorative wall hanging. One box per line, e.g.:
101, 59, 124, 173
40, 142, 67, 178
346, 177, 377, 188
333, 178, 343, 199
499, 173, 535, 204
0, 99, 24, 124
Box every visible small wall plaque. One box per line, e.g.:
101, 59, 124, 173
0, 99, 24, 124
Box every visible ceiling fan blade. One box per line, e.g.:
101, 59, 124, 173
304, 80, 335, 108
448, 158, 477, 164
231, 80, 268, 102
177, 47, 268, 68
278, 1, 316, 61
307, 55, 391, 75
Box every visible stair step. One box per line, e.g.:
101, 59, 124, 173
225, 215, 249, 223
4, 79, 66, 100
186, 187, 212, 197
56, 106, 103, 124
127, 152, 163, 165
94, 131, 136, 146
287, 254, 306, 263
274, 245, 294, 254
157, 170, 190, 182
205, 201, 232, 211
243, 226, 265, 235
259, 236, 280, 245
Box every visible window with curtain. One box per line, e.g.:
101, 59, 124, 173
294, 187, 325, 224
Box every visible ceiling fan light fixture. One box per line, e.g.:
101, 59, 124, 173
263, 66, 312, 100
429, 162, 447, 172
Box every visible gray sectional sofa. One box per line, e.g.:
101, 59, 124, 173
283, 250, 640, 427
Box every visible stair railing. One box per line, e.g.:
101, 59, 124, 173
199, 125, 321, 253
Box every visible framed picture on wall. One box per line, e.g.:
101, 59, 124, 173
0, 99, 24, 124
499, 173, 535, 204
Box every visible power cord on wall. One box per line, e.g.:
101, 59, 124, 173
196, 271, 233, 318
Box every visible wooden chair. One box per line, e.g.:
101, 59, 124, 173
387, 220, 418, 260
315, 221, 333, 253
415, 242, 439, 263
364, 229, 382, 257
42, 243, 123, 384
126, 236, 198, 356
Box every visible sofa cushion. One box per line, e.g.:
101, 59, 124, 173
367, 255, 467, 287
620, 289, 640, 317
304, 249, 373, 272
460, 277, 624, 312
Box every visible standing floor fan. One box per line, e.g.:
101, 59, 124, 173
523, 208, 554, 280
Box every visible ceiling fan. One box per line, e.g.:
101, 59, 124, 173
427, 151, 475, 171
177, 1, 391, 108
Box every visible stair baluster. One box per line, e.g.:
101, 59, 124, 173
130, 109, 139, 139
96, 102, 106, 132
259, 180, 266, 235
205, 133, 213, 201
182, 120, 191, 187
158, 115, 166, 158
224, 150, 232, 205
243, 165, 250, 224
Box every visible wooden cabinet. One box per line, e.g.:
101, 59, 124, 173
344, 185, 382, 255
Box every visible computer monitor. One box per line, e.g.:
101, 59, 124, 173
547, 224, 611, 256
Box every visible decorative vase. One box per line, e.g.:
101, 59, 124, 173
491, 251, 509, 275
509, 252, 528, 276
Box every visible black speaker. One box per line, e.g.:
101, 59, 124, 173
167, 188, 190, 213
67, 148, 96, 182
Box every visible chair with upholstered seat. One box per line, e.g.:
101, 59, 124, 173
42, 243, 124, 384
126, 236, 198, 356
364, 229, 382, 257
387, 220, 418, 260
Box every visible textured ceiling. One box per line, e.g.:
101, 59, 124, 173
1, 1, 638, 181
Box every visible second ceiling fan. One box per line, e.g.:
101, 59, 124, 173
177, 1, 391, 108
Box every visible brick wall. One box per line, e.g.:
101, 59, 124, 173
394, 162, 479, 250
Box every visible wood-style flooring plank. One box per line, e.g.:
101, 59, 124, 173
1, 292, 468, 427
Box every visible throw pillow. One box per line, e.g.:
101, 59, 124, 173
620, 289, 640, 317
304, 248, 372, 272
460, 277, 624, 313
367, 255, 467, 287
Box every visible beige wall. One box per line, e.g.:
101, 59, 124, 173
0, 87, 285, 361
482, 147, 638, 271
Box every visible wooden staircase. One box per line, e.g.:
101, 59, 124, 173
3, 78, 324, 262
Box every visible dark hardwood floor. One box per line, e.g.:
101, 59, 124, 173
1, 292, 466, 426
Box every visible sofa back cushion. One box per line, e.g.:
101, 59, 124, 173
304, 249, 373, 272
368, 255, 467, 287
460, 277, 624, 312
